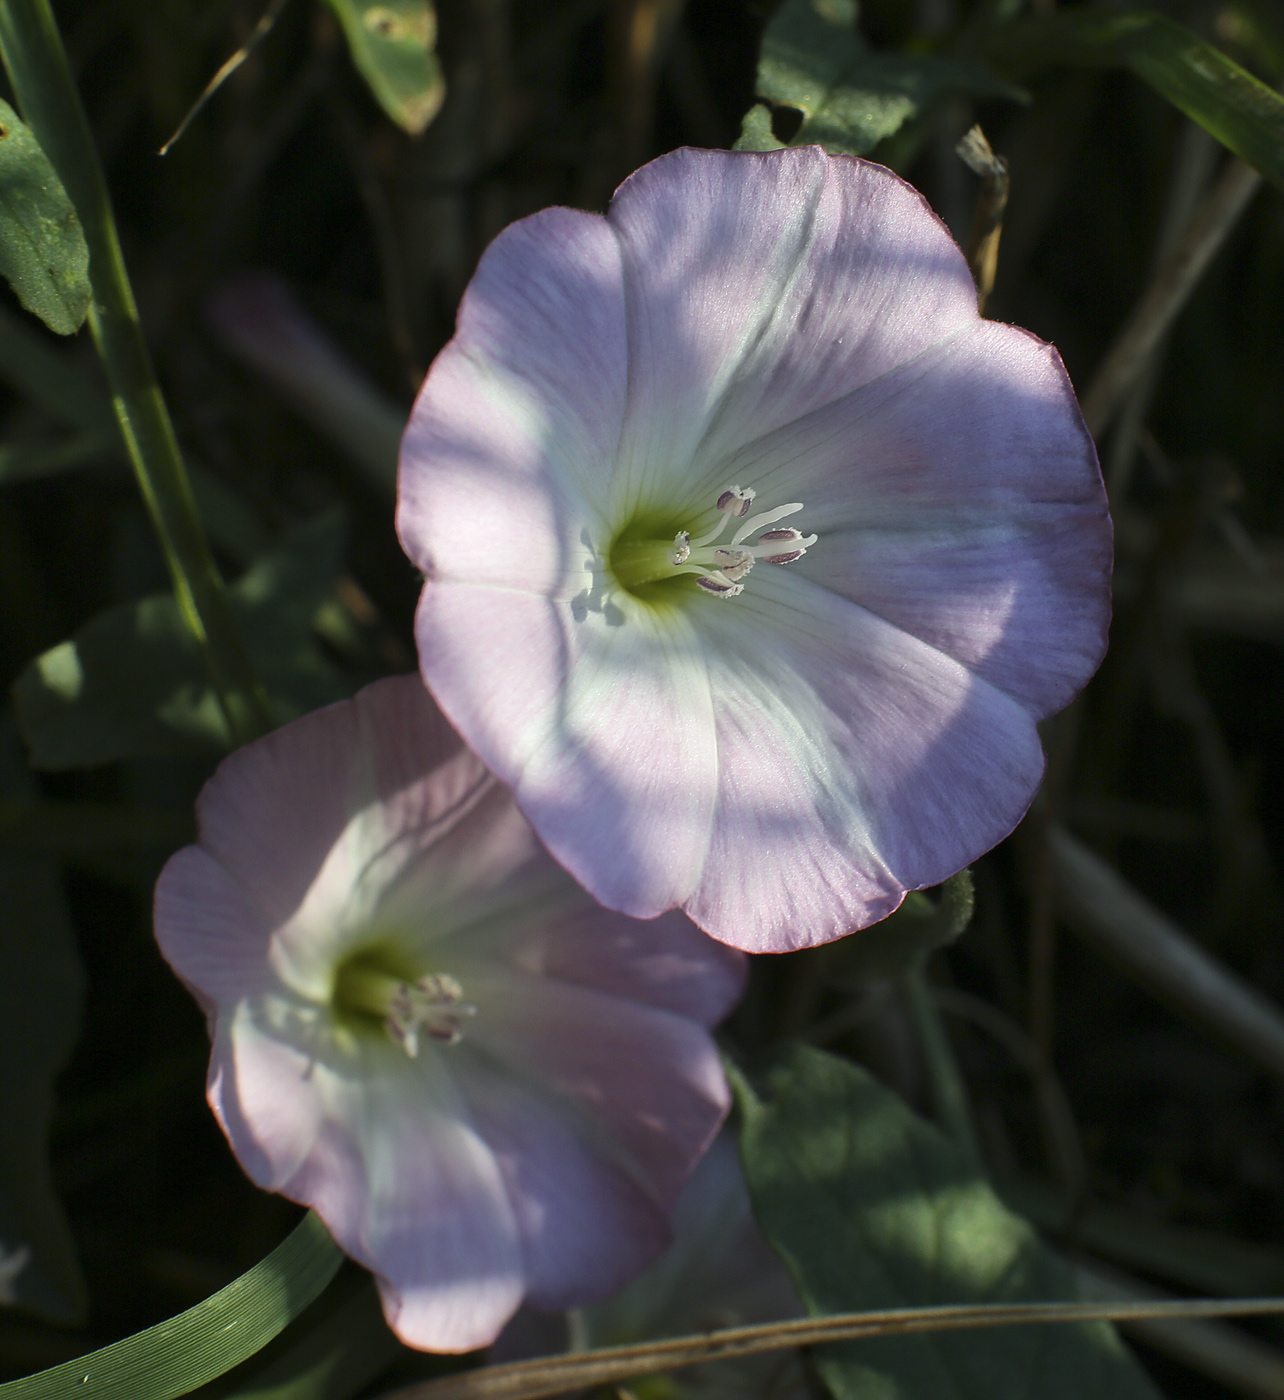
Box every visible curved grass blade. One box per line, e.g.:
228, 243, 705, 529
990, 10, 1284, 189
0, 1212, 343, 1400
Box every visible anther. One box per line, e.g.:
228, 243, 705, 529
716, 486, 756, 517
696, 575, 744, 598
754, 527, 811, 565
713, 548, 754, 581
386, 973, 476, 1057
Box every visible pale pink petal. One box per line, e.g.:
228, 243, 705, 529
207, 1007, 328, 1192
397, 207, 628, 591
189, 677, 540, 985
718, 319, 1109, 717
415, 581, 718, 919
455, 1054, 672, 1310
191, 677, 458, 924
685, 568, 1045, 952
154, 847, 275, 1005
463, 970, 730, 1210
605, 147, 979, 507
493, 904, 746, 1025
215, 1013, 524, 1352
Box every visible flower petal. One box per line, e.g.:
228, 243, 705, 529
397, 206, 628, 591
717, 319, 1109, 717
464, 969, 731, 1211
207, 1006, 328, 1192
213, 1011, 524, 1352
685, 569, 1046, 952
488, 903, 746, 1026
154, 847, 275, 1008
454, 1054, 672, 1310
415, 582, 718, 918
186, 676, 538, 988
605, 147, 979, 511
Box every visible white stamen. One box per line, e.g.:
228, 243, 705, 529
386, 973, 476, 1057
688, 515, 731, 550
731, 502, 805, 547
637, 489, 815, 600
747, 526, 817, 565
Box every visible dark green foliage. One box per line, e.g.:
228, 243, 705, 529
989, 10, 1284, 188
13, 515, 350, 768
0, 719, 86, 1325
736, 0, 1024, 155
737, 1045, 1159, 1400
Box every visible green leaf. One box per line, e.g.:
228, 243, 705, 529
324, 0, 446, 135
735, 1044, 1161, 1400
0, 715, 87, 1325
989, 10, 1284, 190
734, 103, 787, 152
0, 98, 89, 335
12, 513, 352, 770
0, 1212, 344, 1400
735, 0, 1025, 157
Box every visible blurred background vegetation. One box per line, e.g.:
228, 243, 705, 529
2, 0, 1284, 1396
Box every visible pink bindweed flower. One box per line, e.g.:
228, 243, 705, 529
397, 146, 1111, 954
153, 675, 744, 1352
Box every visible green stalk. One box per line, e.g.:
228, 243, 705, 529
0, 0, 272, 744
903, 961, 984, 1172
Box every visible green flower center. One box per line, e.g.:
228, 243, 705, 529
332, 943, 475, 1055
608, 487, 815, 602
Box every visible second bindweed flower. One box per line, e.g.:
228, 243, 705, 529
154, 675, 744, 1352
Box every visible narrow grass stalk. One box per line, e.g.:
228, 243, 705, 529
1079, 156, 1262, 439
1049, 825, 1284, 1083
0, 0, 272, 744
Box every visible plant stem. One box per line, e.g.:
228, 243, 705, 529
903, 961, 984, 1172
0, 0, 272, 745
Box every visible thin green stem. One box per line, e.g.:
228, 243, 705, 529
903, 960, 984, 1172
0, 0, 272, 745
